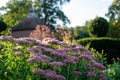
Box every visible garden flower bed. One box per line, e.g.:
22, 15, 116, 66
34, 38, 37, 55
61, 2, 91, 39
0, 36, 106, 80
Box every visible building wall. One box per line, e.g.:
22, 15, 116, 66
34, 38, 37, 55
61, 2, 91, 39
11, 30, 33, 38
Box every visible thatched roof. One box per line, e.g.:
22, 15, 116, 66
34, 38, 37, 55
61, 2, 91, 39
11, 17, 45, 31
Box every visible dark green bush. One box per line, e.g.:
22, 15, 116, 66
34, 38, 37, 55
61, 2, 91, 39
76, 38, 120, 64
87, 17, 110, 37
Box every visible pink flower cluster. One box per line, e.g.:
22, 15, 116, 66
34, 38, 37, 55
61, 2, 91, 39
33, 69, 66, 80
91, 61, 106, 69
56, 25, 72, 42
27, 53, 52, 63
72, 71, 82, 76
49, 61, 65, 70
27, 46, 43, 53
87, 71, 96, 77
49, 61, 65, 67
42, 38, 67, 45
0, 36, 13, 41
63, 57, 79, 64
13, 37, 36, 44
30, 25, 55, 40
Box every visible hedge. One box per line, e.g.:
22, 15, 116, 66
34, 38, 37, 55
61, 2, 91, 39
76, 37, 120, 64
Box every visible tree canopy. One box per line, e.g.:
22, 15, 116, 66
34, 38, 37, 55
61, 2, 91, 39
39, 0, 70, 28
0, 0, 31, 27
0, 0, 70, 31
106, 0, 120, 37
106, 0, 120, 26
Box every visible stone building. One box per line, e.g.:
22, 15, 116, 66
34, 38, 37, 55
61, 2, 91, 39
10, 8, 46, 38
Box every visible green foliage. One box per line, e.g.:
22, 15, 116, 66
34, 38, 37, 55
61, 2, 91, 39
83, 43, 107, 65
0, 41, 33, 79
0, 20, 7, 32
0, 0, 32, 35
73, 26, 89, 40
107, 24, 120, 38
87, 17, 110, 37
106, 0, 120, 25
106, 0, 120, 38
76, 37, 120, 64
88, 48, 107, 64
0, 0, 31, 27
104, 60, 120, 80
0, 0, 70, 34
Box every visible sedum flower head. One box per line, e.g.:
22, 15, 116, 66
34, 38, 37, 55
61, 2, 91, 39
72, 71, 82, 76
87, 71, 96, 77
33, 69, 66, 80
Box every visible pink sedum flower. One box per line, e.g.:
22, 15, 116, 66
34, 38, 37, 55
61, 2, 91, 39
27, 46, 42, 53
0, 36, 13, 41
13, 38, 32, 44
49, 61, 65, 67
92, 61, 106, 69
27, 53, 51, 63
33, 69, 66, 80
33, 68, 45, 75
63, 58, 78, 64
87, 71, 96, 77
99, 72, 107, 80
0, 36, 13, 40
72, 71, 82, 76
80, 54, 93, 61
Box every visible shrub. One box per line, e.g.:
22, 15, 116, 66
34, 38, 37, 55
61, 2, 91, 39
73, 26, 89, 39
30, 25, 54, 40
104, 59, 120, 80
30, 25, 72, 42
88, 48, 107, 65
87, 17, 109, 37
0, 36, 106, 80
76, 37, 120, 64
0, 21, 7, 32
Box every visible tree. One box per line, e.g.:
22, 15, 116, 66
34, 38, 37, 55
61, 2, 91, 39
87, 17, 110, 37
73, 26, 89, 39
0, 0, 32, 28
106, 0, 120, 25
38, 0, 70, 28
106, 0, 120, 37
107, 24, 120, 37
0, 0, 70, 31
0, 21, 7, 33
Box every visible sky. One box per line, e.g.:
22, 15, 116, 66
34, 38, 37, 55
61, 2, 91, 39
0, 0, 114, 27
